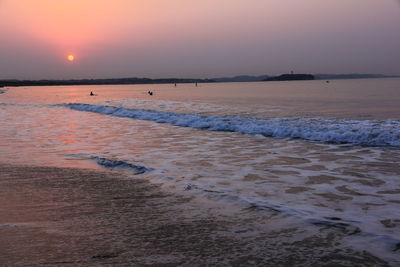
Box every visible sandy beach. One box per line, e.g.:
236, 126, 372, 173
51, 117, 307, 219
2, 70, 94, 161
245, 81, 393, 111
0, 163, 390, 266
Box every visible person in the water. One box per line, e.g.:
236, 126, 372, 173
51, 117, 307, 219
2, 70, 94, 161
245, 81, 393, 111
90, 91, 94, 96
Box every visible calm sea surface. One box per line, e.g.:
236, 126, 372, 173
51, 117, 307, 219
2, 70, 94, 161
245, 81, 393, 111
1, 78, 400, 263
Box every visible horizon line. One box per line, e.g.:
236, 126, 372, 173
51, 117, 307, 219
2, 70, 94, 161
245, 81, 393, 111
1, 72, 399, 82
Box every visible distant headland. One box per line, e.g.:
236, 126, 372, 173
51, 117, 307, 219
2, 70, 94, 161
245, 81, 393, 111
263, 74, 314, 81
0, 73, 398, 87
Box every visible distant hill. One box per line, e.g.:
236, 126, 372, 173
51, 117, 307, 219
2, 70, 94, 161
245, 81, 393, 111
263, 74, 314, 81
1, 73, 398, 87
0, 77, 216, 87
314, 73, 399, 80
213, 75, 269, 82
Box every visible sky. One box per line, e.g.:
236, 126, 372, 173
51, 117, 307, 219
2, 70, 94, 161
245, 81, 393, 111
0, 0, 399, 80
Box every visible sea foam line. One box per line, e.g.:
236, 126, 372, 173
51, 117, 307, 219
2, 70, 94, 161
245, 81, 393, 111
184, 181, 400, 252
62, 103, 400, 147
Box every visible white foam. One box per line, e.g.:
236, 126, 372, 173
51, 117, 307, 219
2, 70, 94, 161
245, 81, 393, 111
101, 98, 230, 115
63, 103, 400, 147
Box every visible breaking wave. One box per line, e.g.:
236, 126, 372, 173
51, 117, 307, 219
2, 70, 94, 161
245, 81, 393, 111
63, 103, 400, 147
65, 153, 153, 174
92, 156, 152, 174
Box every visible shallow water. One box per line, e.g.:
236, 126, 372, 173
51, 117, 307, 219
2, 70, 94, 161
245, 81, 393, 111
1, 79, 400, 264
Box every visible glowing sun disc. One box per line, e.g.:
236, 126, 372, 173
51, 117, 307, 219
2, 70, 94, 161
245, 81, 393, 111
67, 55, 75, 61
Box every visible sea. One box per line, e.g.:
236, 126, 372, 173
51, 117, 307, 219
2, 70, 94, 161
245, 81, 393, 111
1, 78, 400, 264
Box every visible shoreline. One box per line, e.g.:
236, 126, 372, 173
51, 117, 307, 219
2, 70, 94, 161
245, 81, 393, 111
0, 163, 390, 266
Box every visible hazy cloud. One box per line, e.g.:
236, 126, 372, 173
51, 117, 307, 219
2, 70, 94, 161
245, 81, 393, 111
1, 0, 400, 79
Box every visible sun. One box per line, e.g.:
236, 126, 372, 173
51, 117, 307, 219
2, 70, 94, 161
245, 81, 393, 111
67, 55, 75, 61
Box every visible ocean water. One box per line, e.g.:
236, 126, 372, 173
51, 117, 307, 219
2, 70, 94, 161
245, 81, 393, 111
1, 78, 400, 263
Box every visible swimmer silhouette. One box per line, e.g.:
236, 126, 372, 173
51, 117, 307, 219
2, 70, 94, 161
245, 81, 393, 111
148, 91, 153, 96
90, 91, 94, 96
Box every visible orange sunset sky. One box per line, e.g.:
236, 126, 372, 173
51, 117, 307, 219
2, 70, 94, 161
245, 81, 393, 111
0, 0, 399, 79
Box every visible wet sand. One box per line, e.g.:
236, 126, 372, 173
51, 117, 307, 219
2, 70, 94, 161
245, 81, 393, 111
0, 164, 389, 266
